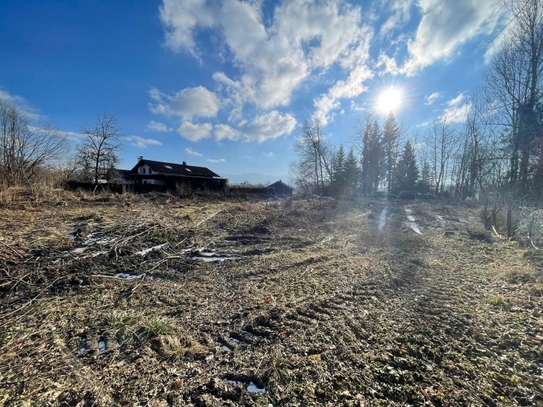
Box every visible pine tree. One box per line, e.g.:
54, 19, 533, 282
330, 144, 346, 196
395, 141, 419, 191
344, 147, 359, 196
382, 112, 400, 194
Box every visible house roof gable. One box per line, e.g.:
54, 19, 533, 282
268, 180, 293, 190
130, 159, 221, 178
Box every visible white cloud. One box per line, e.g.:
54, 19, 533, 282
149, 86, 220, 120
424, 92, 442, 105
207, 158, 226, 163
0, 87, 43, 120
376, 53, 401, 75
237, 110, 297, 142
265, 152, 274, 158
435, 93, 471, 123
446, 92, 466, 107
146, 120, 173, 132
403, 0, 503, 74
159, 0, 374, 124
214, 124, 239, 141
126, 135, 163, 148
312, 95, 341, 126
178, 120, 213, 141
379, 0, 414, 37
185, 147, 203, 157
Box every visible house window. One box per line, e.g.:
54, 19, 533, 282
142, 168, 146, 174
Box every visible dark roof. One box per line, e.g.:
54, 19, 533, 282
268, 180, 293, 190
130, 159, 221, 178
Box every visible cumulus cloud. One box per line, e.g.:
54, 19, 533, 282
178, 121, 213, 141
126, 135, 163, 148
214, 124, 239, 141
185, 147, 203, 157
403, 0, 502, 74
424, 92, 442, 105
158, 0, 374, 124
149, 86, 220, 120
312, 95, 341, 126
146, 120, 173, 132
237, 111, 297, 142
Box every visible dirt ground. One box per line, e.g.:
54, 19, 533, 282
0, 192, 542, 406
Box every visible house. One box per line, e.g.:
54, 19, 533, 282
129, 157, 227, 192
267, 180, 294, 197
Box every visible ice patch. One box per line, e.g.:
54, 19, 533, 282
98, 337, 106, 353
405, 208, 422, 234
135, 243, 168, 256
247, 382, 266, 394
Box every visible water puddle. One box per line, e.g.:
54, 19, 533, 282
405, 208, 422, 235
247, 382, 266, 394
79, 338, 87, 354
114, 273, 152, 280
98, 336, 107, 354
378, 208, 387, 231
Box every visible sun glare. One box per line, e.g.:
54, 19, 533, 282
377, 87, 402, 113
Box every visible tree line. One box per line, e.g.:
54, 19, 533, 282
0, 104, 122, 191
291, 0, 543, 201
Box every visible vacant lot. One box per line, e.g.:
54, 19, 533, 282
1, 193, 542, 406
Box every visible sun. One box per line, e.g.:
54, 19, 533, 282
377, 87, 402, 113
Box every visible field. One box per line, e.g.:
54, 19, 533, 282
1, 192, 542, 406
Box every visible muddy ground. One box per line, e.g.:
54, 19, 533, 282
0, 192, 542, 406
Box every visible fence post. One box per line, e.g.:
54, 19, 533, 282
506, 209, 512, 238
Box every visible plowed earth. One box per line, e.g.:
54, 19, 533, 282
1, 195, 542, 406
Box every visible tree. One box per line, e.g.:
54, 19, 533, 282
329, 144, 346, 196
292, 119, 332, 195
382, 112, 401, 194
78, 114, 122, 185
485, 0, 543, 193
0, 101, 68, 187
395, 141, 419, 191
358, 115, 383, 196
426, 118, 458, 195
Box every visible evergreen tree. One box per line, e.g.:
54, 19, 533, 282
330, 144, 346, 196
382, 112, 400, 194
395, 141, 419, 191
360, 118, 383, 196
344, 147, 359, 196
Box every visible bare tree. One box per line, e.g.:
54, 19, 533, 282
0, 101, 68, 187
485, 0, 543, 192
292, 119, 332, 195
78, 114, 122, 185
425, 118, 459, 195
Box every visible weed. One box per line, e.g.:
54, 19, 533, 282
144, 316, 176, 337
489, 296, 505, 307
104, 311, 135, 334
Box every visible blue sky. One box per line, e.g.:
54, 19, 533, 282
0, 0, 510, 181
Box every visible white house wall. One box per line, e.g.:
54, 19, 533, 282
138, 164, 154, 175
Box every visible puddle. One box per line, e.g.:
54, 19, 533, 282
135, 243, 168, 256
114, 273, 152, 280
378, 208, 387, 231
405, 208, 422, 235
98, 336, 107, 353
79, 338, 87, 354
226, 379, 241, 385
222, 345, 232, 351
247, 382, 266, 394
231, 338, 241, 344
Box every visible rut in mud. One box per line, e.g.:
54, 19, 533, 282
0, 196, 542, 406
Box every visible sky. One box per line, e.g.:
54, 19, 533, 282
0, 0, 511, 183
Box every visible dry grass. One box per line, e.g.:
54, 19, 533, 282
0, 190, 542, 406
